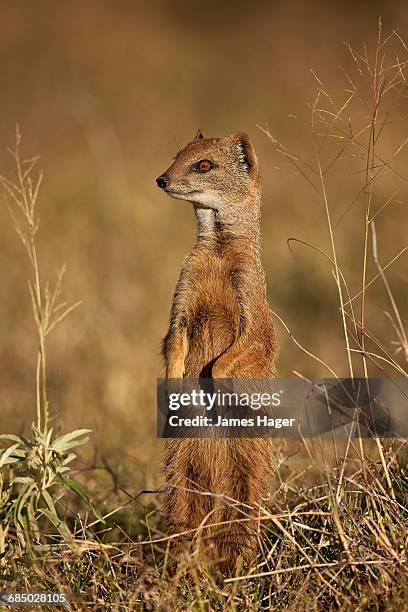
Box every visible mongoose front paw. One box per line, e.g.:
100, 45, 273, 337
211, 360, 230, 379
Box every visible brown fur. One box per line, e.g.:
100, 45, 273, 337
157, 131, 278, 574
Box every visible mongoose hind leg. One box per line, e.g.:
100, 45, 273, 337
163, 439, 217, 564
210, 438, 273, 575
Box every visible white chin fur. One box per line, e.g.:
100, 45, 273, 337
192, 190, 219, 208
167, 189, 219, 208
165, 191, 189, 201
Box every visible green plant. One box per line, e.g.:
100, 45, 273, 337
0, 426, 90, 558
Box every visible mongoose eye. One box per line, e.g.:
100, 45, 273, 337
194, 160, 213, 173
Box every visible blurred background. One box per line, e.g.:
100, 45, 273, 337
0, 1, 407, 488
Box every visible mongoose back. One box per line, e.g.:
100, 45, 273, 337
156, 130, 277, 574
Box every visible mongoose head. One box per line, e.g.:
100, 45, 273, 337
156, 131, 260, 211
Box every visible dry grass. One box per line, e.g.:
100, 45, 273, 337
1, 8, 408, 612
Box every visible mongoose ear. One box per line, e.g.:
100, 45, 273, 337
194, 129, 205, 140
225, 132, 258, 173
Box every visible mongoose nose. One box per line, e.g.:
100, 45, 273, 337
156, 175, 169, 189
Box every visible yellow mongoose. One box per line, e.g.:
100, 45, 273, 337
156, 130, 277, 573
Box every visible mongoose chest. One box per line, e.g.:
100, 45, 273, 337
180, 250, 241, 377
